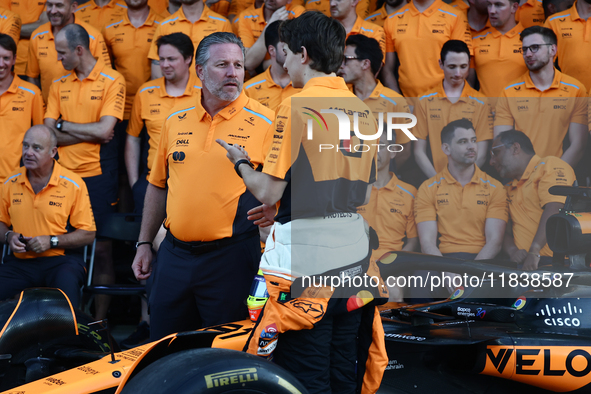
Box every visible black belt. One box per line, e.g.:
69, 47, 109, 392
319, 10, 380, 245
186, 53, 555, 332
165, 229, 258, 255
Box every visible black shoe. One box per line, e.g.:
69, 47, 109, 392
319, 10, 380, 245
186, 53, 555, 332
119, 321, 150, 349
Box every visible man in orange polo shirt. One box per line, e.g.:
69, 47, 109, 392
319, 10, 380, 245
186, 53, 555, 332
0, 34, 45, 182
239, 0, 304, 73
544, 0, 591, 91
132, 32, 274, 340
490, 129, 575, 270
0, 7, 21, 47
75, 0, 128, 30
516, 0, 545, 27
339, 34, 413, 168
126, 32, 200, 213
244, 20, 299, 111
0, 0, 45, 76
414, 40, 492, 179
364, 0, 407, 28
147, 0, 231, 79
472, 0, 527, 97
382, 0, 472, 97
26, 0, 111, 102
0, 125, 95, 307
44, 24, 126, 320
330, 0, 386, 57
416, 118, 507, 262
494, 26, 588, 168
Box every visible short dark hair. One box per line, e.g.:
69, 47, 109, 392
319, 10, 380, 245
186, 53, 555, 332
520, 25, 557, 45
279, 11, 345, 74
0, 34, 16, 56
61, 23, 90, 51
440, 39, 470, 63
345, 34, 383, 75
441, 118, 475, 145
156, 32, 195, 62
195, 32, 245, 66
496, 129, 536, 155
265, 20, 282, 50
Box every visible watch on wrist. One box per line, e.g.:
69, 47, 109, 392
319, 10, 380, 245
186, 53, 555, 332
234, 159, 254, 178
136, 241, 153, 249
50, 235, 59, 248
56, 119, 64, 131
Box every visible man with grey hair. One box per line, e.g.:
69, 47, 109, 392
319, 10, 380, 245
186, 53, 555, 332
131, 32, 275, 341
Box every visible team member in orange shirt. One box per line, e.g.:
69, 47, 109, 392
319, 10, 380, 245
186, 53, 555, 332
244, 21, 299, 111
26, 0, 111, 102
0, 0, 46, 76
240, 0, 304, 74
147, 0, 231, 79
0, 125, 95, 307
0, 34, 45, 182
339, 34, 413, 168
44, 24, 125, 320
364, 0, 407, 27
516, 0, 545, 27
0, 7, 20, 46
126, 33, 200, 212
382, 0, 473, 97
75, 0, 128, 30
415, 40, 492, 178
490, 129, 575, 270
416, 118, 507, 261
102, 0, 164, 121
472, 0, 527, 97
132, 32, 274, 341
331, 0, 386, 57
494, 26, 588, 168
544, 0, 591, 91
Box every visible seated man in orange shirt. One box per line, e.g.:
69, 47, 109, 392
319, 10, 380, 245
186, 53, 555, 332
0, 125, 95, 307
244, 20, 299, 111
490, 129, 575, 270
416, 118, 507, 261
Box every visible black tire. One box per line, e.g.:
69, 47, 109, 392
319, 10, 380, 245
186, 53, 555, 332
121, 348, 308, 394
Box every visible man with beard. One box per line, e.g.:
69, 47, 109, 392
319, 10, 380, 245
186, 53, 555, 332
364, 0, 408, 28
545, 0, 591, 91
489, 129, 575, 270
494, 26, 588, 168
244, 21, 299, 111
147, 0, 231, 79
26, 0, 111, 102
330, 0, 386, 57
131, 32, 275, 341
415, 118, 507, 261
472, 0, 527, 97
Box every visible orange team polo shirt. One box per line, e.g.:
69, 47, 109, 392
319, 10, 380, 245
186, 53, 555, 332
0, 7, 20, 45
237, 3, 305, 49
102, 9, 164, 120
415, 81, 493, 172
348, 16, 386, 58
447, 0, 469, 13
0, 76, 45, 182
44, 60, 126, 178
75, 0, 128, 30
362, 81, 412, 145
147, 6, 231, 61
126, 74, 201, 178
357, 174, 417, 259
415, 165, 507, 254
149, 91, 274, 241
0, 161, 96, 259
244, 66, 300, 112
384, 0, 473, 98
305, 0, 371, 19
365, 5, 394, 28
495, 69, 588, 158
545, 3, 591, 91
1, 0, 45, 75
26, 20, 111, 103
506, 155, 574, 256
262, 77, 378, 224
472, 23, 528, 98
516, 0, 545, 28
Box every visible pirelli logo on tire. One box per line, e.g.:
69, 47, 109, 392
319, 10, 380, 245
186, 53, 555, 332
204, 368, 259, 388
